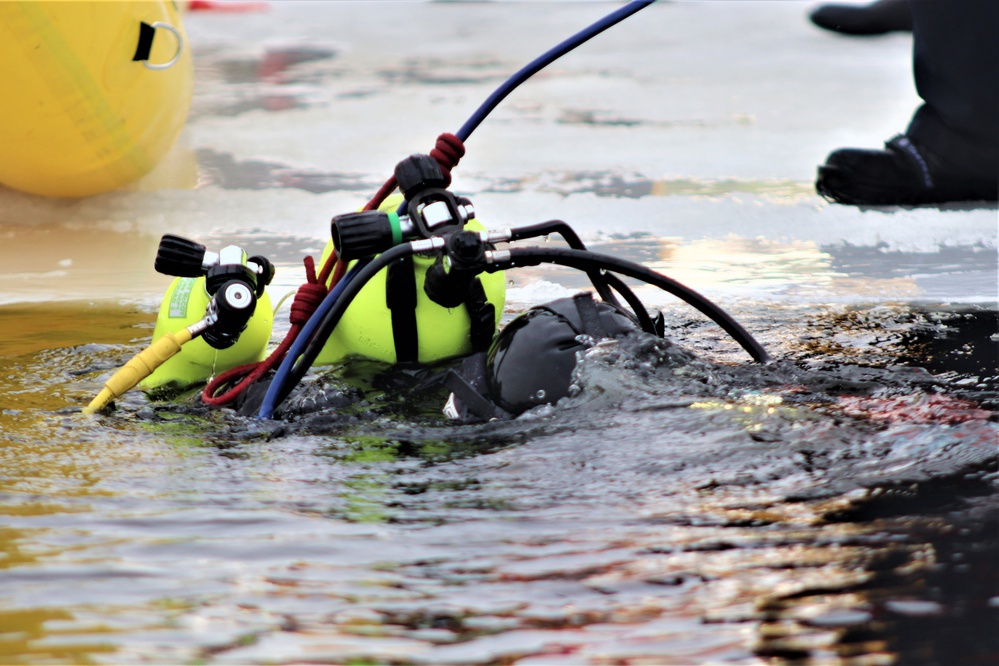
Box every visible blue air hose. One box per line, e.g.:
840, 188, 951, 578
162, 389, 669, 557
457, 0, 655, 142
257, 261, 367, 419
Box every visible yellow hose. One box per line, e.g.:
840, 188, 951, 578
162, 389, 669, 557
83, 328, 194, 414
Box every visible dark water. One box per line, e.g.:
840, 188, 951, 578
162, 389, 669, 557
1, 298, 995, 665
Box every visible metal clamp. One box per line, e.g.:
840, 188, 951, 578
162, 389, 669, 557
144, 22, 183, 70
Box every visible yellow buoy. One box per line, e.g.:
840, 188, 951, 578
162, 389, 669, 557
0, 1, 193, 198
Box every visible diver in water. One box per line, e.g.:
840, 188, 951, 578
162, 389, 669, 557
230, 290, 685, 423
82, 1, 772, 419
444, 292, 661, 421
84, 151, 770, 419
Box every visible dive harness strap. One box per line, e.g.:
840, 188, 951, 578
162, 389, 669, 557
464, 278, 495, 352
573, 291, 606, 339
444, 353, 511, 422
387, 256, 495, 364
387, 255, 419, 363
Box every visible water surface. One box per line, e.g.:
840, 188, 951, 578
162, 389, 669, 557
1, 2, 996, 664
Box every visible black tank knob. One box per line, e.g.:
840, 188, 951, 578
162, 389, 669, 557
155, 234, 208, 277
332, 210, 413, 261
394, 154, 447, 200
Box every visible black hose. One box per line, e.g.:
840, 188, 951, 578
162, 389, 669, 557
490, 247, 771, 363
508, 221, 658, 334
274, 244, 420, 411
604, 273, 659, 334
273, 240, 769, 413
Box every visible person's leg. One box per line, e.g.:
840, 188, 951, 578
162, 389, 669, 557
809, 0, 911, 36
906, 0, 998, 180
816, 0, 998, 205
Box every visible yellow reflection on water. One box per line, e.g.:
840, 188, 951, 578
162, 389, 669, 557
0, 223, 164, 305
647, 178, 814, 204
0, 302, 154, 503
0, 301, 153, 406
650, 236, 837, 295
647, 235, 919, 301
0, 607, 117, 664
508, 234, 922, 302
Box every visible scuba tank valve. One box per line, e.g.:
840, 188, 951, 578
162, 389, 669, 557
423, 230, 488, 308
200, 279, 257, 350
330, 155, 475, 261
314, 158, 504, 368
331, 210, 417, 262
153, 234, 272, 353
156, 234, 274, 296
140, 235, 275, 392
396, 154, 474, 238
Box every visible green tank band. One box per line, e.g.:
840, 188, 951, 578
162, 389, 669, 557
388, 211, 402, 247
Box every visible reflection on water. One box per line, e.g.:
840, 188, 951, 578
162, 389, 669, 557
536, 171, 815, 202
796, 305, 999, 388
0, 227, 163, 306
647, 235, 845, 299
0, 606, 116, 665
178, 149, 817, 203
195, 148, 376, 194
504, 234, 988, 305
0, 296, 995, 663
191, 46, 338, 119
5, 211, 991, 309
0, 2, 995, 660
826, 242, 998, 303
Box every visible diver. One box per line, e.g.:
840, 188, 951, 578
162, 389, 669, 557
443, 292, 668, 422
83, 150, 768, 420
82, 1, 770, 419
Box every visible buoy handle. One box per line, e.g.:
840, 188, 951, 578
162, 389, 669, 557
144, 21, 183, 70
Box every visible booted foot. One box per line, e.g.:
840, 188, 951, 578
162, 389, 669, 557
816, 135, 999, 206
809, 0, 912, 36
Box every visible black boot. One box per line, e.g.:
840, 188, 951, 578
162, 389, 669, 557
809, 0, 912, 35
816, 135, 999, 206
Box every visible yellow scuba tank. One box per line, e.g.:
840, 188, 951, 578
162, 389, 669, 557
0, 1, 193, 198
315, 196, 506, 366
139, 234, 274, 390
141, 271, 273, 393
